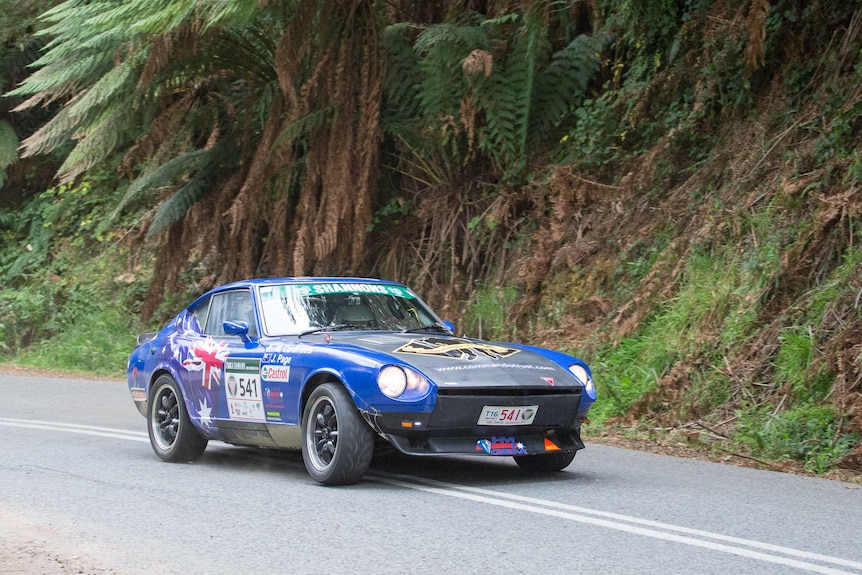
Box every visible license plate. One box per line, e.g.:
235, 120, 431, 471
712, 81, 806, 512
477, 405, 538, 426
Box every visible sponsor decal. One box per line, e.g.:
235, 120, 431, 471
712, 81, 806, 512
265, 409, 281, 420
544, 437, 561, 452
396, 337, 521, 361
433, 363, 557, 373
130, 387, 146, 401
261, 352, 292, 366
259, 283, 415, 300
261, 364, 290, 383
263, 343, 313, 355
541, 376, 555, 386
264, 385, 286, 409
183, 337, 229, 389
224, 357, 265, 422
476, 437, 528, 456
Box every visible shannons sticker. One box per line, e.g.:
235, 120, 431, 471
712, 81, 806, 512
395, 337, 521, 361
259, 283, 415, 300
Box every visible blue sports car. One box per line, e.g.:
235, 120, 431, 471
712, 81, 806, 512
127, 278, 596, 485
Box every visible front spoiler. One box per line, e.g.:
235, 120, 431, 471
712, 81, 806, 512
381, 426, 585, 456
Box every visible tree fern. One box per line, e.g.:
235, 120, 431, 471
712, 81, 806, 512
57, 103, 128, 182
534, 34, 602, 135
414, 22, 489, 134
113, 148, 212, 218
0, 121, 19, 189
383, 23, 423, 119
147, 175, 209, 236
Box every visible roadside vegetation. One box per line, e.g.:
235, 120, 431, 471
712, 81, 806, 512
1, 0, 860, 478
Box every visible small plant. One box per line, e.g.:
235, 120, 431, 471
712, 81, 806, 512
464, 284, 518, 341
735, 404, 859, 473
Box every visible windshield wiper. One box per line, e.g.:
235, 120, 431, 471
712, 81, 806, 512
298, 323, 372, 338
403, 322, 449, 334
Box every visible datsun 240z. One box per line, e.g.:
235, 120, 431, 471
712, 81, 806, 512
127, 278, 596, 485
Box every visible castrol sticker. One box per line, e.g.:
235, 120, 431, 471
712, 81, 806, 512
261, 364, 291, 383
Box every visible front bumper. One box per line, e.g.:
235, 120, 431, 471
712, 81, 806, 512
367, 386, 587, 456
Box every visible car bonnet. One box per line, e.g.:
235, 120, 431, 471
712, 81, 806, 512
344, 333, 580, 389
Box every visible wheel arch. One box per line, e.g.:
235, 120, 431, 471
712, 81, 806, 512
148, 367, 193, 419
300, 370, 345, 416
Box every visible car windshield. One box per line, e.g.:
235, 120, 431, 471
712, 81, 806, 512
257, 282, 442, 336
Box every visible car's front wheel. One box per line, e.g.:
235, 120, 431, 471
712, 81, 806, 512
513, 450, 576, 472
301, 383, 374, 485
148, 374, 208, 462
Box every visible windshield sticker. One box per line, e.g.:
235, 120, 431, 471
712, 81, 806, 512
225, 358, 265, 422
395, 337, 521, 361
260, 283, 415, 300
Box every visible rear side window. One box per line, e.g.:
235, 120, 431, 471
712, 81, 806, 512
188, 299, 210, 333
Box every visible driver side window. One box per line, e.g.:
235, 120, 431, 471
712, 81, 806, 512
204, 290, 258, 338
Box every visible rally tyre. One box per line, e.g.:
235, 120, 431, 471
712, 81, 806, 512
148, 374, 208, 462
302, 382, 375, 486
513, 450, 576, 472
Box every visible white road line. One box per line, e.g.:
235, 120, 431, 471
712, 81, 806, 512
6, 417, 860, 574
372, 473, 862, 573
0, 417, 149, 442
368, 474, 862, 575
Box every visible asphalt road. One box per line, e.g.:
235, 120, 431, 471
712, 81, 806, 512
1, 373, 861, 575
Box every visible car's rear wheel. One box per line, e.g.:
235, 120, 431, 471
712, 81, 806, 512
148, 374, 208, 462
301, 383, 374, 485
513, 450, 576, 472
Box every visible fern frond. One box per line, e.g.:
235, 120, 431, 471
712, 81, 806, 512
272, 109, 328, 151
199, 0, 261, 32
18, 105, 77, 157
6, 53, 110, 98
56, 102, 128, 182
534, 33, 601, 133
0, 121, 19, 170
383, 23, 422, 117
415, 23, 490, 126
115, 148, 211, 217
128, 2, 197, 35
147, 175, 209, 237
65, 57, 141, 122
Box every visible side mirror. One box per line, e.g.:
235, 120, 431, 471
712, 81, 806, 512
441, 320, 455, 333
223, 320, 251, 343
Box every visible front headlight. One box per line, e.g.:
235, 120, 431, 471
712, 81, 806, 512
377, 365, 429, 398
568, 363, 594, 395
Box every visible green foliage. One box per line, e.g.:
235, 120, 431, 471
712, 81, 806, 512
0, 164, 150, 374
463, 285, 518, 341
735, 404, 859, 473
590, 229, 784, 421
387, 5, 601, 184
12, 306, 135, 376
0, 120, 18, 188
774, 326, 833, 403
6, 0, 281, 192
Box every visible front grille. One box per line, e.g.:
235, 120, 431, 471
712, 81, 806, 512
429, 390, 582, 429
436, 386, 581, 398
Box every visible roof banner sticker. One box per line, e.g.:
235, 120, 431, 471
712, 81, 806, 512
260, 283, 415, 301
